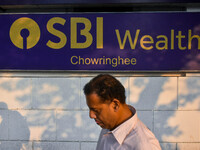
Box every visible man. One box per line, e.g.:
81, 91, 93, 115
83, 74, 161, 150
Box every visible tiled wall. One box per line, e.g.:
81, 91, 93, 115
0, 74, 199, 150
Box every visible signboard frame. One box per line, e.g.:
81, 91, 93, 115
0, 12, 200, 73
0, 0, 200, 5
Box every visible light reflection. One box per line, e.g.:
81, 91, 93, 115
156, 78, 177, 106
0, 116, 2, 124
129, 78, 149, 103
163, 111, 200, 142
38, 83, 59, 94
75, 113, 82, 127
0, 78, 31, 109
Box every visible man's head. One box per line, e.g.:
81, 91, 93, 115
83, 74, 126, 104
83, 74, 126, 130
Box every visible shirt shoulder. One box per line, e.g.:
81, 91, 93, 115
126, 119, 161, 150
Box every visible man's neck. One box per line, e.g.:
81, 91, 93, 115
111, 104, 133, 131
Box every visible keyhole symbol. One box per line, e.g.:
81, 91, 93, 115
20, 29, 30, 50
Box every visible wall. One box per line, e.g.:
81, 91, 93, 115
0, 72, 199, 150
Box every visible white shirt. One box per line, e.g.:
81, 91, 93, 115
96, 107, 161, 150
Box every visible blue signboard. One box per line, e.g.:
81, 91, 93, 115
0, 0, 199, 5
1, 13, 200, 71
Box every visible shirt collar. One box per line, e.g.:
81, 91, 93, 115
111, 106, 137, 145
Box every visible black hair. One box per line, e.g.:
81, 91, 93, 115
83, 74, 126, 103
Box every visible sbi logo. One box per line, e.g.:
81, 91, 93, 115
10, 17, 40, 49
9, 17, 103, 50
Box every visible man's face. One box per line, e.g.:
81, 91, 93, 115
86, 93, 116, 130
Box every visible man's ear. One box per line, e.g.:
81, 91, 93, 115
112, 99, 120, 112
